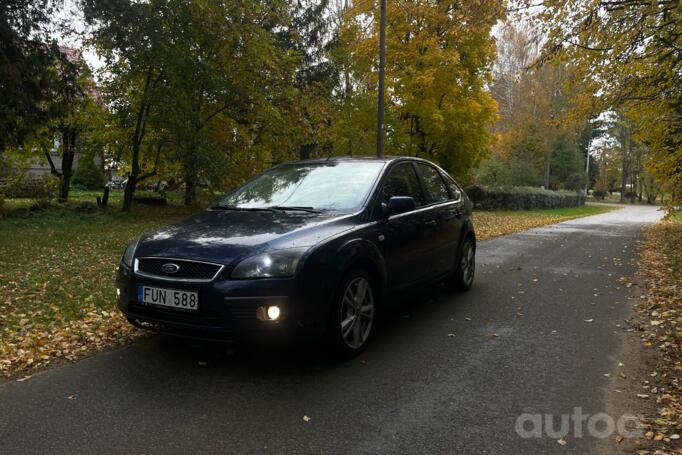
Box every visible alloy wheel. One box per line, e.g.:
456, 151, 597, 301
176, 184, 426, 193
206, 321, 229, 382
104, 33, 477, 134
340, 277, 375, 349
461, 241, 475, 286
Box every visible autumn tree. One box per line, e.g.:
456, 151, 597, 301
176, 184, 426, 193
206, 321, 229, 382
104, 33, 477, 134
0, 0, 67, 153
82, 0, 172, 211
482, 21, 599, 190
340, 0, 503, 181
530, 0, 682, 204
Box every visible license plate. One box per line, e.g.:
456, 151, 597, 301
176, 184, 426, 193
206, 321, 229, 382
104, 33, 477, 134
137, 285, 198, 311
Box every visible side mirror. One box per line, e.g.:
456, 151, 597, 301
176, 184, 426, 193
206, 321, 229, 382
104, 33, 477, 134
384, 196, 416, 218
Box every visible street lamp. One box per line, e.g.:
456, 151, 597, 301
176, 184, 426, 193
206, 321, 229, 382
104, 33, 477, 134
376, 0, 386, 158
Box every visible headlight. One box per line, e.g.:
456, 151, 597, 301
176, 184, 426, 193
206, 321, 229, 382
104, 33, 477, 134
121, 237, 141, 268
231, 248, 307, 279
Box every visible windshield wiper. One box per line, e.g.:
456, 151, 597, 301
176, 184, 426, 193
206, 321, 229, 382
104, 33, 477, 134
209, 205, 278, 212
267, 206, 323, 214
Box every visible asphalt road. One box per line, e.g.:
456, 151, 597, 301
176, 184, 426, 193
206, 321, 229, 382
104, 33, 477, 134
0, 205, 664, 454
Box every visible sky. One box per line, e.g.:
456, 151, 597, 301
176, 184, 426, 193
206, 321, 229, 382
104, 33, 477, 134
53, 0, 104, 75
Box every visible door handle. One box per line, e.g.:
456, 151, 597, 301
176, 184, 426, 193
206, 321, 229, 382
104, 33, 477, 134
425, 219, 437, 226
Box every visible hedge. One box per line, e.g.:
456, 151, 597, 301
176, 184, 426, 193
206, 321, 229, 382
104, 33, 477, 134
464, 185, 586, 211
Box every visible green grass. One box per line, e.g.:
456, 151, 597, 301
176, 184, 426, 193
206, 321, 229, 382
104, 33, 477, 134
521, 204, 616, 218
672, 211, 682, 222
483, 204, 616, 219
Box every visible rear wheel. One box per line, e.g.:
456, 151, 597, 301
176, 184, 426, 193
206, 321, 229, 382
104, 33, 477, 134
326, 269, 376, 357
445, 236, 475, 292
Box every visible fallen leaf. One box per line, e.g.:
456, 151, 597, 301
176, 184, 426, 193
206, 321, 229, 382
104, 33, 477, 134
557, 438, 567, 446
303, 415, 311, 422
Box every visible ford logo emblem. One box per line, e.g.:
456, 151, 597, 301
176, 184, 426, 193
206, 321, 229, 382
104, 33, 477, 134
161, 263, 180, 274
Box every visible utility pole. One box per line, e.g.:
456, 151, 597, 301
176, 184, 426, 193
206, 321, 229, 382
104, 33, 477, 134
376, 0, 386, 158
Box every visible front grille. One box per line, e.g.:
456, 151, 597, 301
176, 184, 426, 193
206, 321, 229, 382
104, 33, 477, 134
229, 306, 257, 320
129, 303, 224, 328
136, 258, 222, 281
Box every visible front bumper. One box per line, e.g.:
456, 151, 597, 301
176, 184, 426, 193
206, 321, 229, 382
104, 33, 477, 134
116, 263, 331, 343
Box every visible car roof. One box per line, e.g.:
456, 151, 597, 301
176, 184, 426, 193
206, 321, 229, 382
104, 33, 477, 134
279, 155, 433, 166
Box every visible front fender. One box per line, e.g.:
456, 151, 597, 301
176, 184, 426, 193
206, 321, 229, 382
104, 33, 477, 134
333, 237, 387, 295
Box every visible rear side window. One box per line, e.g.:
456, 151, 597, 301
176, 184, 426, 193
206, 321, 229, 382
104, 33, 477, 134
442, 173, 463, 201
417, 163, 449, 204
381, 163, 426, 207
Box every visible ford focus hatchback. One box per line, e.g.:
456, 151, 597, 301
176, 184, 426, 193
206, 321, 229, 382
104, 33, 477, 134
117, 157, 476, 356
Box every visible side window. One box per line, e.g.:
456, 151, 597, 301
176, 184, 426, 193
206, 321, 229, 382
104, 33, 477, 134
417, 164, 449, 204
443, 174, 462, 201
381, 163, 425, 207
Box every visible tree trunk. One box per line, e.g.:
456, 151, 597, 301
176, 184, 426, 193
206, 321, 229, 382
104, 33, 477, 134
620, 126, 629, 203
59, 128, 77, 201
544, 127, 553, 189
97, 186, 110, 208
299, 144, 313, 160
122, 174, 137, 212
184, 168, 196, 206
122, 65, 155, 213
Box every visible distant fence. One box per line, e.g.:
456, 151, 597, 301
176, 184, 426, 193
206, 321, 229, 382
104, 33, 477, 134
464, 185, 586, 211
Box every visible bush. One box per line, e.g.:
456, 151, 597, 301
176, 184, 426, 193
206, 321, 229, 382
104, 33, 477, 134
2, 175, 57, 201
464, 185, 586, 211
564, 173, 586, 191
72, 157, 105, 190
475, 155, 544, 187
592, 190, 608, 200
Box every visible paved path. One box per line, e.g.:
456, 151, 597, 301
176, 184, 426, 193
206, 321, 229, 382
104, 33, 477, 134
0, 205, 663, 454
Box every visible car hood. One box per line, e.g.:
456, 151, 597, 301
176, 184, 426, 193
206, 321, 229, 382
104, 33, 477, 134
135, 209, 356, 265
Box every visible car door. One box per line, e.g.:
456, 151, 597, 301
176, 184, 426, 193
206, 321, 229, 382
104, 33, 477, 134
415, 163, 464, 277
377, 162, 432, 290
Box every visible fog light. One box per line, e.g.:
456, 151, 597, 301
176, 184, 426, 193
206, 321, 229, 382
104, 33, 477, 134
267, 305, 281, 320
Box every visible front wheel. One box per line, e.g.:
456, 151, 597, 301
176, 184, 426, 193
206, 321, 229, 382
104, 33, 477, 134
326, 269, 376, 358
445, 236, 475, 292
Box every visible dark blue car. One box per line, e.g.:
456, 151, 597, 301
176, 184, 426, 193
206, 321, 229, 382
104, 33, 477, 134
117, 157, 476, 356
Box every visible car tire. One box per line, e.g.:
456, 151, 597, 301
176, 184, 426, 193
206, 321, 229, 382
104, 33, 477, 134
445, 236, 475, 292
326, 269, 376, 358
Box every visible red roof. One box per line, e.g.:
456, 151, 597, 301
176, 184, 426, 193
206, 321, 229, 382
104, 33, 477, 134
58, 46, 83, 63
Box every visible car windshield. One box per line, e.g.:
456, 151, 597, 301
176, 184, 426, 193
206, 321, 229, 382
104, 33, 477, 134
218, 161, 385, 212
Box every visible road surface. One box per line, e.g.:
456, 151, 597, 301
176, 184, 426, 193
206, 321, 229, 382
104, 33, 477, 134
0, 205, 663, 454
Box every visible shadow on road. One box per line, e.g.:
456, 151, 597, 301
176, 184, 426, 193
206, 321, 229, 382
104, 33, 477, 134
138, 283, 468, 378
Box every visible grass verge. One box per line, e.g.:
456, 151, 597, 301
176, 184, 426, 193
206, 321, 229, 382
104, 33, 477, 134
672, 211, 682, 222
0, 201, 616, 378
473, 204, 617, 240
633, 218, 682, 450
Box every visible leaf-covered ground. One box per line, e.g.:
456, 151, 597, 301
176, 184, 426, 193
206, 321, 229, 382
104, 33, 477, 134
0, 205, 195, 377
634, 218, 682, 453
0, 202, 615, 378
